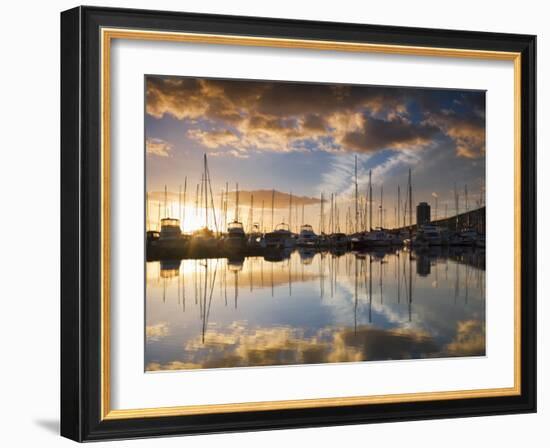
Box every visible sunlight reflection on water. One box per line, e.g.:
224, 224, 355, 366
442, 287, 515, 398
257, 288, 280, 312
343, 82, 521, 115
145, 247, 485, 371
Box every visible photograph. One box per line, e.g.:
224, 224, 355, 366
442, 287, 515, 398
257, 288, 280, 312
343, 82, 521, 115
144, 75, 487, 371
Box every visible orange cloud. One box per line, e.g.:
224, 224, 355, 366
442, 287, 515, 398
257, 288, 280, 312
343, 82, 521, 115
445, 320, 485, 356
146, 322, 170, 341
146, 138, 173, 157
146, 324, 440, 371
146, 76, 485, 158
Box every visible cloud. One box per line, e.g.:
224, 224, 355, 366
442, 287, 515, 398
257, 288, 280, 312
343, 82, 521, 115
444, 320, 485, 356
338, 116, 439, 153
146, 361, 202, 371
319, 150, 420, 201
146, 76, 486, 159
187, 129, 241, 149
146, 322, 170, 341
146, 138, 173, 157
146, 323, 441, 371
424, 108, 486, 159
209, 149, 250, 159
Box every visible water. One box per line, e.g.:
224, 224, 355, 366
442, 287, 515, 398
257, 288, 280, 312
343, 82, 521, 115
145, 248, 485, 371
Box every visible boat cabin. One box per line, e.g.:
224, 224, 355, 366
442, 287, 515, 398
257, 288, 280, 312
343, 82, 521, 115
159, 218, 181, 240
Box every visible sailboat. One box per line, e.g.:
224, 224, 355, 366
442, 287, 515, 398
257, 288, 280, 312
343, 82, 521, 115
190, 154, 218, 251
263, 191, 297, 249
352, 179, 391, 248
223, 182, 247, 252
245, 194, 263, 249
328, 193, 349, 248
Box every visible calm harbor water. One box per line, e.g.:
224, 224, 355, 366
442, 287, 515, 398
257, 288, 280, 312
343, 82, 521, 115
145, 248, 485, 371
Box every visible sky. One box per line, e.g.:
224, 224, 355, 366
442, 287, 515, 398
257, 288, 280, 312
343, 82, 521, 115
145, 75, 485, 233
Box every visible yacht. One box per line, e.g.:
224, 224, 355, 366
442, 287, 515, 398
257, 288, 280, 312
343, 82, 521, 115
362, 228, 392, 247
159, 218, 181, 241
224, 221, 246, 251
416, 225, 442, 246
389, 231, 407, 246
449, 228, 479, 246
247, 223, 263, 249
296, 224, 318, 247
263, 223, 295, 249
458, 228, 479, 246
155, 217, 187, 249
329, 232, 349, 248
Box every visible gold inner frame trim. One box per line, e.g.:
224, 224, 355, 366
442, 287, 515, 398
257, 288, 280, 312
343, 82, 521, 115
100, 27, 522, 421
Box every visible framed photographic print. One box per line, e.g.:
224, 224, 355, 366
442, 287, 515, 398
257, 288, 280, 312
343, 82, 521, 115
60, 6, 536, 442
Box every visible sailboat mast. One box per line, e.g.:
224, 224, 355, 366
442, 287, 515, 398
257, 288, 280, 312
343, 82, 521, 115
397, 185, 401, 230
368, 169, 372, 231
465, 184, 469, 227
235, 182, 239, 222
157, 200, 161, 231
319, 193, 325, 234
454, 183, 459, 231
408, 168, 413, 232
164, 185, 167, 218
380, 185, 384, 228
182, 177, 187, 232
335, 194, 340, 232
295, 203, 298, 233
224, 182, 229, 230
250, 194, 254, 232
219, 190, 224, 235
261, 200, 265, 232
178, 185, 182, 228
203, 155, 208, 229
195, 183, 199, 217
354, 155, 358, 233
271, 189, 275, 230
331, 193, 334, 234
289, 192, 292, 230
205, 155, 218, 233
146, 191, 150, 231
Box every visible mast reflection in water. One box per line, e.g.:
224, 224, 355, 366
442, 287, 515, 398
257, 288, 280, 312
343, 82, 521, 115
145, 247, 485, 371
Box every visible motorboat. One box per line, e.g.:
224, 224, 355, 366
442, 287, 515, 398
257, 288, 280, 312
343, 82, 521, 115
458, 228, 479, 246
416, 225, 442, 245
296, 224, 318, 247
262, 223, 295, 249
154, 218, 187, 250
363, 228, 392, 247
159, 218, 181, 241
329, 232, 349, 248
450, 228, 479, 246
224, 221, 246, 251
247, 223, 263, 249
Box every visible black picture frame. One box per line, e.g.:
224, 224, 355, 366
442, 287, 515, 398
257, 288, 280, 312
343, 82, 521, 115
61, 5, 536, 442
